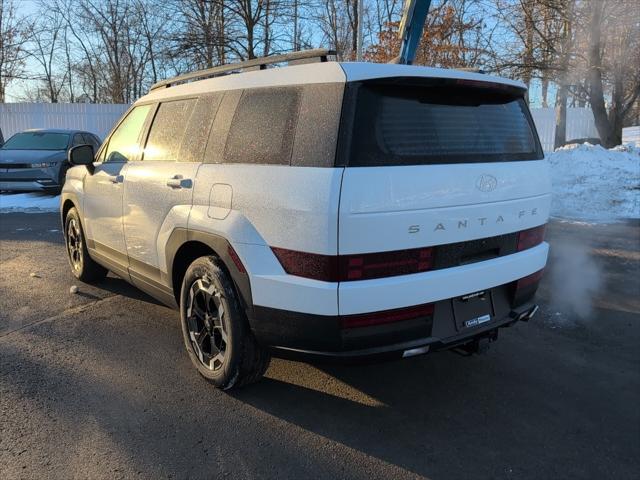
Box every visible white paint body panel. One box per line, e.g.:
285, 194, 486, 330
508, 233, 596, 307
137, 61, 521, 106
232, 243, 339, 315
123, 161, 198, 274
338, 161, 551, 253
140, 63, 347, 104
340, 62, 526, 89
190, 164, 344, 316
335, 160, 550, 313
340, 243, 549, 315
82, 162, 128, 258
192, 164, 343, 253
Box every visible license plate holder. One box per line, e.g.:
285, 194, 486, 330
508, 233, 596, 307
452, 289, 495, 331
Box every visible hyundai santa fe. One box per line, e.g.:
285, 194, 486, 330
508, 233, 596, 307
61, 50, 550, 390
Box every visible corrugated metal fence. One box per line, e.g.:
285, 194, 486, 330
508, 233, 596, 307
529, 107, 599, 152
1, 102, 600, 152
0, 103, 129, 141
622, 126, 640, 147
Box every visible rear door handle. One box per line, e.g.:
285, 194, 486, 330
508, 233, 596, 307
166, 175, 192, 189
108, 174, 124, 184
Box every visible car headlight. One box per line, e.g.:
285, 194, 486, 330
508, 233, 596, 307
32, 162, 59, 168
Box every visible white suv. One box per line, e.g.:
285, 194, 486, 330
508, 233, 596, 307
62, 50, 550, 389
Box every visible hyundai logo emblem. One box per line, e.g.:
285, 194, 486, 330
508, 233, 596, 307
476, 174, 498, 192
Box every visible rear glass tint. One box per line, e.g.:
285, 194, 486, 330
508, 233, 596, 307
344, 82, 542, 166
224, 86, 301, 165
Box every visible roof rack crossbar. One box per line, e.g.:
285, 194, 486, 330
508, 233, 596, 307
150, 49, 337, 91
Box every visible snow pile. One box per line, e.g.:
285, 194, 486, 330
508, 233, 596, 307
547, 143, 640, 222
0, 193, 60, 213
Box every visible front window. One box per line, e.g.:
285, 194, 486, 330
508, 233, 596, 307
1, 132, 70, 151
102, 105, 152, 162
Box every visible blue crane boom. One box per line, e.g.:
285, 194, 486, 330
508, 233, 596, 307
395, 0, 433, 65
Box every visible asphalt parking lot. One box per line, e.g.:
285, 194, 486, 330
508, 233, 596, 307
1, 212, 639, 480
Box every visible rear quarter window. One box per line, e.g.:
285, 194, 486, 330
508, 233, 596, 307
341, 80, 543, 167
224, 86, 301, 165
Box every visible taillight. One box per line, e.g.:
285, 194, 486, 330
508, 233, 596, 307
271, 247, 433, 282
513, 269, 544, 306
340, 303, 434, 329
517, 224, 546, 251
339, 247, 433, 281
271, 248, 337, 281
273, 225, 545, 283
516, 269, 544, 289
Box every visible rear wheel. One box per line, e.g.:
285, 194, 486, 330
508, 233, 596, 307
180, 256, 270, 390
65, 207, 108, 282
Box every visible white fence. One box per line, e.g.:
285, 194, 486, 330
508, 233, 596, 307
530, 107, 599, 152
622, 126, 640, 147
0, 103, 129, 141
0, 102, 599, 152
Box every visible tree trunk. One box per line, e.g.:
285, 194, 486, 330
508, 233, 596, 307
554, 83, 568, 150
587, 1, 616, 147
351, 0, 358, 59
522, 2, 535, 97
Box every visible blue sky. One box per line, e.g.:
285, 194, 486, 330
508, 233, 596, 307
7, 0, 553, 107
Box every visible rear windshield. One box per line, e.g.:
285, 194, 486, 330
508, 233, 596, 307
1, 132, 70, 151
343, 81, 542, 166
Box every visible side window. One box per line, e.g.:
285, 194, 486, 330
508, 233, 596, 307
80, 133, 99, 149
72, 133, 85, 147
291, 84, 344, 167
103, 105, 152, 163
144, 99, 196, 161
224, 86, 301, 165
180, 94, 222, 163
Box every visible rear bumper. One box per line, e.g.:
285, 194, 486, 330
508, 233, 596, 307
270, 303, 538, 361
239, 242, 549, 317
250, 278, 541, 361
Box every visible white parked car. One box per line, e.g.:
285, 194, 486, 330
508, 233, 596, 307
61, 50, 550, 389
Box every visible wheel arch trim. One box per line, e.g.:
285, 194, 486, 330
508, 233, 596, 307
165, 228, 254, 320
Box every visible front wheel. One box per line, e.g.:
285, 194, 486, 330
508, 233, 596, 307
65, 207, 108, 282
180, 256, 270, 390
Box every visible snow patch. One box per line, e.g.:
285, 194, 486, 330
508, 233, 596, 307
0, 193, 60, 213
547, 143, 640, 222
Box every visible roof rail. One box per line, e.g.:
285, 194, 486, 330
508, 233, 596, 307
456, 67, 486, 74
150, 49, 337, 91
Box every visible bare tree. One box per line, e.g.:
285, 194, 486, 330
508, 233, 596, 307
27, 5, 69, 102
170, 0, 229, 69
586, 0, 640, 147
0, 0, 29, 102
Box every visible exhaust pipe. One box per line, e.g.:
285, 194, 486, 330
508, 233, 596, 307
510, 304, 539, 322
525, 304, 539, 321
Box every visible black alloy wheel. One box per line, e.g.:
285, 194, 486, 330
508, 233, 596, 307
66, 216, 84, 274
185, 276, 229, 371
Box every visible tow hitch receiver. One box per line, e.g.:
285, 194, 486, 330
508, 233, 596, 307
454, 329, 499, 356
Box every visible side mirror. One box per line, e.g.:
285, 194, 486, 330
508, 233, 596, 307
68, 144, 95, 174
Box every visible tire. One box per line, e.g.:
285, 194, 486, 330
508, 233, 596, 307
180, 256, 270, 390
64, 207, 108, 282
